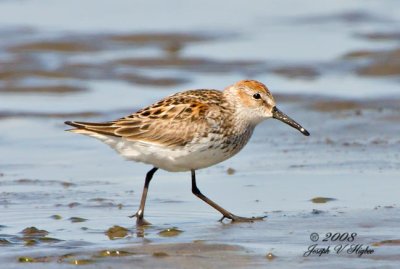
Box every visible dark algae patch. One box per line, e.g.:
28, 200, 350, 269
0, 70, 71, 80
18, 256, 51, 263
310, 197, 337, 204
153, 251, 169, 257
105, 225, 129, 240
158, 227, 183, 237
37, 237, 63, 243
96, 250, 136, 257
0, 238, 12, 245
69, 217, 88, 223
226, 167, 236, 175
17, 227, 63, 246
9, 41, 99, 53
372, 239, 400, 246
108, 32, 214, 44
309, 100, 361, 112
265, 252, 277, 260
68, 202, 81, 208
21, 227, 49, 237
343, 47, 400, 77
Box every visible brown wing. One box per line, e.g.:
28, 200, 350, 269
65, 90, 225, 147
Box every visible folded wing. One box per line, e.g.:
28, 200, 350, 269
65, 90, 225, 148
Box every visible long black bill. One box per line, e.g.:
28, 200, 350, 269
272, 106, 310, 136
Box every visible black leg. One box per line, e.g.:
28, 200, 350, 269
130, 167, 158, 226
191, 170, 266, 223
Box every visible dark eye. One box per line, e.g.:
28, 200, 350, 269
253, 93, 261, 100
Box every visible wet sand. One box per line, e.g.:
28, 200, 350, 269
1, 94, 399, 268
1, 1, 400, 268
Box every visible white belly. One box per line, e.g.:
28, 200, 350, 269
77, 131, 247, 172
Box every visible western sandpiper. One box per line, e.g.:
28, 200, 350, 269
65, 80, 309, 225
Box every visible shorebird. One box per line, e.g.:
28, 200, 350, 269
65, 80, 309, 225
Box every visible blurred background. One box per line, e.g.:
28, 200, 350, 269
1, 0, 400, 267
1, 0, 400, 107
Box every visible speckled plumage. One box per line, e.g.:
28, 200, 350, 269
65, 80, 309, 224
65, 80, 278, 171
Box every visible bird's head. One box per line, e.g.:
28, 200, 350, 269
224, 80, 310, 136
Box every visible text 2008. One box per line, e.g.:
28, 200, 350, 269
322, 232, 357, 242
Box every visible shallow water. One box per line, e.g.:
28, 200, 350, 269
1, 0, 400, 268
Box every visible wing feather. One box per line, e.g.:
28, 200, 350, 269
65, 90, 226, 147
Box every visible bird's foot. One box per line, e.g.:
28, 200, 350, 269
129, 212, 151, 226
219, 213, 266, 223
